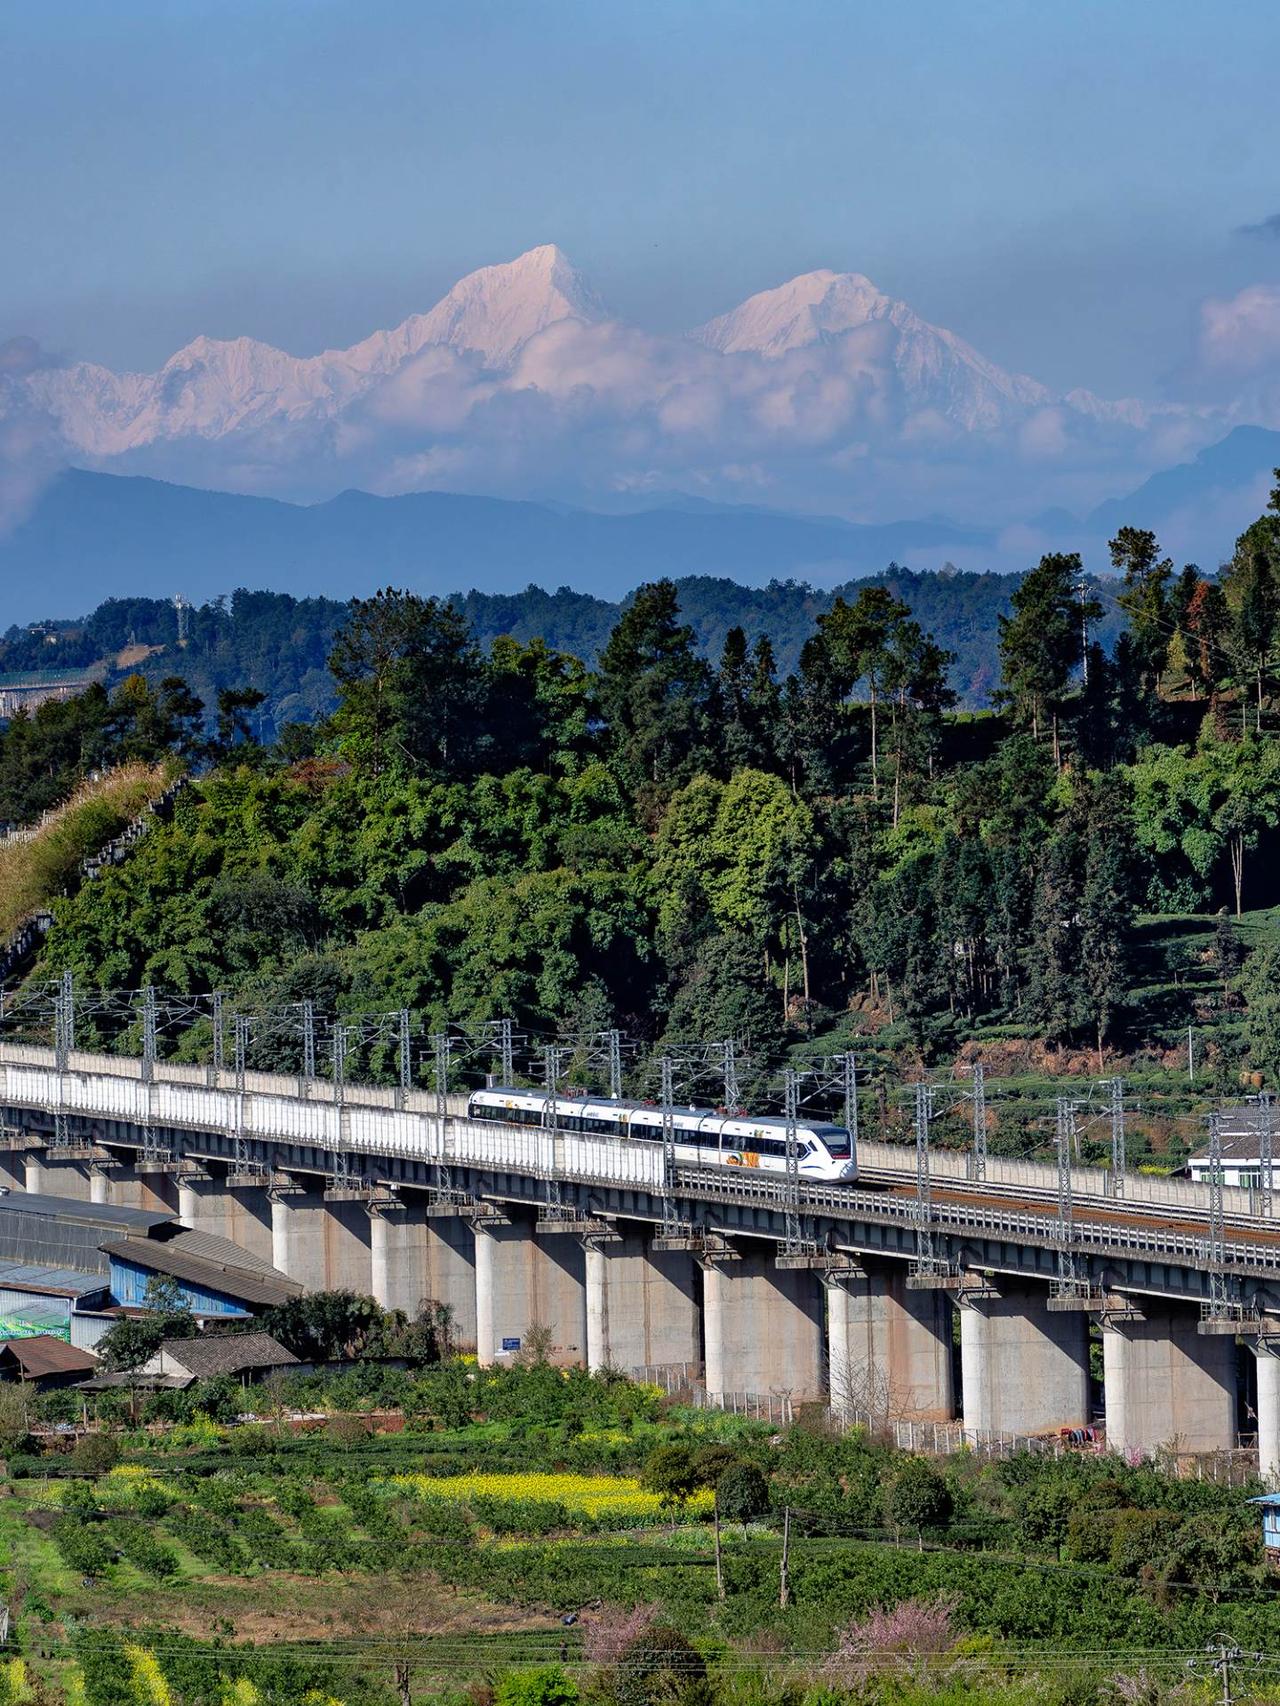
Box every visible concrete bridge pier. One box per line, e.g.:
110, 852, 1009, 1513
1103, 1302, 1236, 1457
827, 1262, 955, 1421
368, 1199, 477, 1348
105, 1163, 181, 1215
1254, 1341, 1280, 1488
473, 1216, 587, 1367
0, 1146, 25, 1192
584, 1233, 701, 1373
269, 1187, 373, 1294
702, 1249, 825, 1403
26, 1155, 93, 1201
958, 1279, 1090, 1436
178, 1174, 274, 1266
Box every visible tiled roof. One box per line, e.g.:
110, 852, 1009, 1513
160, 1331, 297, 1377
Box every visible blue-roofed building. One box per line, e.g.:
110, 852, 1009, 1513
101, 1225, 301, 1317
1248, 1493, 1280, 1563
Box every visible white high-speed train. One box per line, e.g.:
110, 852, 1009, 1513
465, 1087, 858, 1182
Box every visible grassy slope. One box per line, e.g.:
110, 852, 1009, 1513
0, 763, 172, 940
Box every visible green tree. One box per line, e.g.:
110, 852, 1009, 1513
329, 588, 488, 779
1110, 526, 1173, 697
596, 580, 715, 801
97, 1275, 196, 1373
0, 1383, 32, 1458
612, 1624, 706, 1706
996, 553, 1098, 762
1238, 942, 1280, 1086
1228, 547, 1279, 733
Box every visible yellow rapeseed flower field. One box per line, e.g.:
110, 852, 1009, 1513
383, 1471, 712, 1518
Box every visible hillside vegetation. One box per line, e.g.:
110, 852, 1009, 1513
4, 488, 1280, 1168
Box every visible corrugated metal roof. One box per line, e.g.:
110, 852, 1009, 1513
0, 1192, 171, 1231
0, 1262, 106, 1298
0, 1334, 98, 1377
150, 1226, 281, 1279
101, 1234, 301, 1308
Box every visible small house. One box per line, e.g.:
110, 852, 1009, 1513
1249, 1493, 1280, 1566
143, 1331, 298, 1386
0, 1335, 98, 1389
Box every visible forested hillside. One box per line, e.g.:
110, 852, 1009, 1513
0, 564, 1128, 738
5, 481, 1280, 1158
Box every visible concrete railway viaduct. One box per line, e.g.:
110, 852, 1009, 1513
4, 1039, 1280, 1471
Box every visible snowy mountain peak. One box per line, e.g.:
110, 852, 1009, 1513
347, 244, 608, 374
694, 268, 894, 356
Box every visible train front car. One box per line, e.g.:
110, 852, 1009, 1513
716, 1116, 856, 1181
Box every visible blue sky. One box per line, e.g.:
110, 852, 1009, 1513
4, 0, 1280, 393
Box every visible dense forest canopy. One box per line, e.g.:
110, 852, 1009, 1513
5, 482, 1280, 1117
0, 564, 1129, 739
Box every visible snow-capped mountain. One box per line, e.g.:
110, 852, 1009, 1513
693, 268, 1050, 432
344, 243, 607, 374
22, 245, 605, 460
0, 245, 1234, 523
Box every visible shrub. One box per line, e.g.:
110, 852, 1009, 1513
494, 1667, 578, 1706
612, 1623, 706, 1706
72, 1432, 120, 1478
824, 1596, 959, 1687
581, 1604, 661, 1668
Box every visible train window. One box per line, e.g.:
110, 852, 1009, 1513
822, 1133, 850, 1157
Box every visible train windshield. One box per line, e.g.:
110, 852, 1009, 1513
815, 1126, 852, 1157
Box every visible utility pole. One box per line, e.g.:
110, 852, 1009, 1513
397, 1008, 411, 1109
1207, 1114, 1229, 1320
783, 1067, 802, 1253
141, 985, 157, 1084
1260, 1094, 1275, 1220
841, 1050, 858, 1169
1185, 1636, 1266, 1706
433, 1030, 453, 1197
971, 1061, 987, 1181
1110, 1076, 1126, 1198
211, 990, 224, 1077
722, 1038, 741, 1114
601, 1028, 623, 1100
499, 1016, 514, 1086
660, 1052, 679, 1236
1055, 1097, 1081, 1295
1188, 1025, 1196, 1084
55, 969, 74, 1073
1078, 576, 1091, 684
302, 1000, 316, 1090
779, 1506, 792, 1608
332, 1021, 347, 1107
913, 1081, 935, 1274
